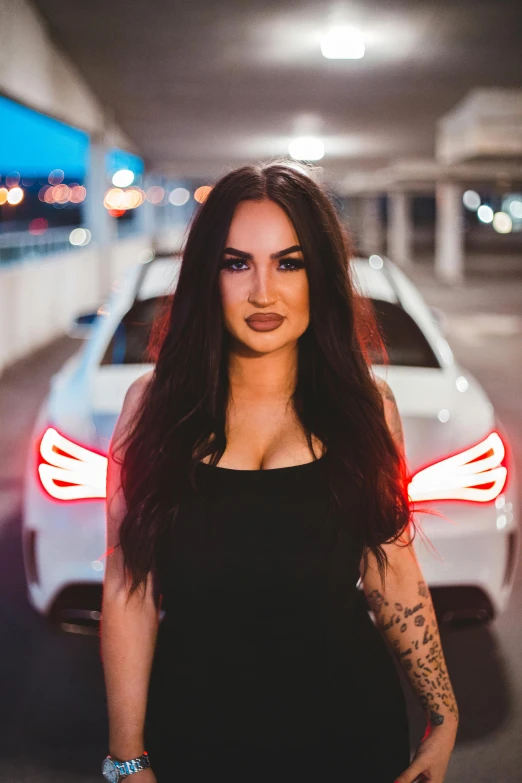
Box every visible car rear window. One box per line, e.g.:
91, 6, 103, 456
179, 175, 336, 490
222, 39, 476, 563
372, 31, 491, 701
369, 298, 440, 368
101, 295, 439, 368
100, 297, 169, 366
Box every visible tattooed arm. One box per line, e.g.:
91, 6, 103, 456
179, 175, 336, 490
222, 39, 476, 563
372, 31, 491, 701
365, 378, 459, 732
360, 379, 458, 783
362, 557, 459, 730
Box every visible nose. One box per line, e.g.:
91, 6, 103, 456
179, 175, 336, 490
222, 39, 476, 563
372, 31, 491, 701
247, 266, 277, 307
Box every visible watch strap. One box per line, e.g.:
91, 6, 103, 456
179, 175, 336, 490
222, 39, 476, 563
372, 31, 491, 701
112, 752, 151, 777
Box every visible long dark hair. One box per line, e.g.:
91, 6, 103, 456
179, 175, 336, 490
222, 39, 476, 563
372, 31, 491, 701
111, 158, 414, 598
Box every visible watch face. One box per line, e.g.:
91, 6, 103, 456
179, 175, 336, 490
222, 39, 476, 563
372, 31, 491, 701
102, 758, 120, 783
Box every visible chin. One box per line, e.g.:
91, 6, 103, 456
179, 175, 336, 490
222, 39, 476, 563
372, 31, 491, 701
228, 328, 287, 354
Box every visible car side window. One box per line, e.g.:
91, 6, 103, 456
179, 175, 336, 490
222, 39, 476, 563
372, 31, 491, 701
101, 295, 438, 368
100, 296, 169, 365
368, 298, 440, 368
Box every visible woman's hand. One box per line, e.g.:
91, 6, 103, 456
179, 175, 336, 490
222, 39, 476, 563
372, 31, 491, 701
394, 722, 457, 783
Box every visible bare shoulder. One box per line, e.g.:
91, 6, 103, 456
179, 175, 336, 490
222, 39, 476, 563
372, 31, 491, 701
375, 375, 395, 403
375, 375, 404, 451
127, 368, 154, 406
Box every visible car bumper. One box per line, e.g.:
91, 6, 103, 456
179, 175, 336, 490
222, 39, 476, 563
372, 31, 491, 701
412, 489, 519, 617
22, 476, 106, 615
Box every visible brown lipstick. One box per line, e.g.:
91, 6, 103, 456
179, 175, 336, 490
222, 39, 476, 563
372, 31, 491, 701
245, 313, 285, 332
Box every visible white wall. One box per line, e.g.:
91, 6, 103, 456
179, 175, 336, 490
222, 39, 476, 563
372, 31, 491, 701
0, 2, 157, 377
0, 0, 132, 147
0, 237, 152, 377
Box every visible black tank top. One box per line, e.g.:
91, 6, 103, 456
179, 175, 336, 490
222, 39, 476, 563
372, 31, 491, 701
145, 456, 410, 782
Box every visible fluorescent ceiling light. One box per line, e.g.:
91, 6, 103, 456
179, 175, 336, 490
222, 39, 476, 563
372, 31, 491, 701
321, 25, 365, 60
288, 137, 325, 161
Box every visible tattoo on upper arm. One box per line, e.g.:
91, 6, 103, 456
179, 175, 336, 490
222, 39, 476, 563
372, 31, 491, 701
379, 380, 405, 450
364, 579, 459, 727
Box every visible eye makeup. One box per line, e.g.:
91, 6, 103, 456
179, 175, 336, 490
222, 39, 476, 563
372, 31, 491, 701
221, 257, 306, 273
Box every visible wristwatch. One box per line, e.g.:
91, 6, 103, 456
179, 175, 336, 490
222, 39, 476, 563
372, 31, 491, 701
102, 752, 151, 782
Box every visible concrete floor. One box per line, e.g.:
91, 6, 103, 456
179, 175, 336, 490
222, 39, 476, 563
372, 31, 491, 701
0, 266, 521, 782
404, 265, 522, 782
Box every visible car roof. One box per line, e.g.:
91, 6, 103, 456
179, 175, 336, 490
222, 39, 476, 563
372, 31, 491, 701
351, 257, 399, 303
85, 251, 451, 371
134, 256, 182, 300
133, 255, 399, 304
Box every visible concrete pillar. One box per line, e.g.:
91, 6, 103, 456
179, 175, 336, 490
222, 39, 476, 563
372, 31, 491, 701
84, 137, 117, 299
387, 190, 412, 267
84, 137, 116, 246
136, 173, 156, 238
360, 195, 384, 253
435, 182, 464, 284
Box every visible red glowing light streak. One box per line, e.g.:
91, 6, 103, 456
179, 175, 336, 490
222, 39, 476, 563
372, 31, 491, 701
408, 432, 507, 503
37, 428, 507, 505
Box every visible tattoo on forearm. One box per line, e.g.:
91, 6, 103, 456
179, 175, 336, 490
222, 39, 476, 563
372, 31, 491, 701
364, 579, 459, 727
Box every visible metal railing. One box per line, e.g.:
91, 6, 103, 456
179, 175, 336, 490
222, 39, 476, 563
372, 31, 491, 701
0, 226, 83, 265
0, 216, 144, 265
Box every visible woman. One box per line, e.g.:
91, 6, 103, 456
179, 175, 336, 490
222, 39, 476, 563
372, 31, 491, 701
101, 159, 458, 783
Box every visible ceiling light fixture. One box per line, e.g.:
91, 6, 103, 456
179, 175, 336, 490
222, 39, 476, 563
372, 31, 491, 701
288, 137, 325, 161
321, 25, 365, 60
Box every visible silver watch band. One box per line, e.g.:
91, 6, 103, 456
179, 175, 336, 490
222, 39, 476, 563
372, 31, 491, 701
113, 752, 151, 777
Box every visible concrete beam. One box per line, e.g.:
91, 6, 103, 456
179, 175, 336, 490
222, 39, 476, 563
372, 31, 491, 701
437, 88, 522, 165
339, 157, 522, 196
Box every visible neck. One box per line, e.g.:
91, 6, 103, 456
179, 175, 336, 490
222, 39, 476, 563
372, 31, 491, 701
227, 342, 298, 406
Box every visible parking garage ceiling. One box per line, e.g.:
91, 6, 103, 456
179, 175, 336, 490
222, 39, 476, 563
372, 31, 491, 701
32, 0, 522, 180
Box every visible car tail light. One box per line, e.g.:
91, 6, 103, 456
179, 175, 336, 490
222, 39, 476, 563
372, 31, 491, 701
38, 427, 507, 505
38, 427, 108, 501
408, 431, 507, 503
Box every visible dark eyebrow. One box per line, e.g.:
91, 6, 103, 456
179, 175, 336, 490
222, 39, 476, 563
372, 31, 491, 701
223, 245, 303, 260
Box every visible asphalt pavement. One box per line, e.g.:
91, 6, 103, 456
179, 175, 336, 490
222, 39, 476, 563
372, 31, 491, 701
0, 263, 521, 782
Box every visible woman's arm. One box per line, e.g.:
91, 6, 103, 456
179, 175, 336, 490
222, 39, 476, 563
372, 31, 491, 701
361, 538, 459, 731
361, 379, 459, 781
100, 371, 160, 766
365, 379, 459, 730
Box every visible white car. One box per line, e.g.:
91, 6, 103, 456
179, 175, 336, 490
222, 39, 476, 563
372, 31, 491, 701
22, 254, 519, 627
